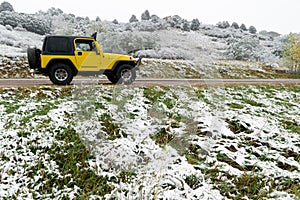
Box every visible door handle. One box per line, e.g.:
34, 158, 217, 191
78, 52, 82, 56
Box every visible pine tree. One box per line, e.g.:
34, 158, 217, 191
240, 24, 247, 31
129, 15, 138, 23
231, 22, 239, 29
249, 25, 257, 34
217, 21, 230, 29
0, 1, 13, 12
182, 20, 190, 32
191, 19, 200, 31
112, 19, 118, 24
141, 10, 150, 21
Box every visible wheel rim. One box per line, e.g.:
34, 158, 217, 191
120, 68, 132, 82
54, 68, 69, 82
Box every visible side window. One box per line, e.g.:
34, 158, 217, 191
75, 39, 95, 51
45, 37, 72, 53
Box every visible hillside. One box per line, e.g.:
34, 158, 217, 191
0, 4, 297, 79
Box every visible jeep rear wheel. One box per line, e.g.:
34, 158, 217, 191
49, 63, 74, 85
116, 64, 136, 84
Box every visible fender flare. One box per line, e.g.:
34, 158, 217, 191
111, 60, 136, 72
46, 59, 78, 76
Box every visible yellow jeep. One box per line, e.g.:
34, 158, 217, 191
27, 32, 141, 85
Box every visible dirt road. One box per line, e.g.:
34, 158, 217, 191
0, 78, 299, 87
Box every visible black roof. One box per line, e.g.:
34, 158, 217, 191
44, 32, 97, 40
44, 35, 93, 39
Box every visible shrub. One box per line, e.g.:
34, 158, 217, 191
227, 36, 260, 61
249, 25, 257, 34
99, 32, 157, 54
240, 23, 247, 31
231, 22, 239, 29
0, 11, 51, 35
150, 14, 160, 23
0, 1, 13, 12
191, 19, 200, 31
129, 15, 138, 23
217, 21, 230, 29
165, 15, 183, 29
112, 19, 118, 24
141, 10, 150, 20
182, 20, 190, 32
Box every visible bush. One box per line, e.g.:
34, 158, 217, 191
217, 21, 230, 29
240, 24, 247, 31
150, 15, 160, 23
0, 11, 51, 35
182, 20, 190, 32
141, 10, 150, 20
249, 25, 257, 34
99, 32, 157, 54
112, 19, 118, 24
227, 36, 260, 61
0, 1, 13, 12
231, 22, 239, 29
129, 15, 138, 23
138, 20, 156, 32
191, 19, 200, 31
165, 15, 183, 29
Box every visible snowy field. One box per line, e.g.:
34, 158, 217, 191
0, 83, 299, 199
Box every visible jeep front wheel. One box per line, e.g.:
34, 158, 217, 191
116, 64, 136, 84
49, 63, 74, 85
106, 74, 119, 84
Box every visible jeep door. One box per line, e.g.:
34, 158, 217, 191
74, 39, 101, 71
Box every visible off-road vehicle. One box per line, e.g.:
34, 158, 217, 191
27, 32, 141, 85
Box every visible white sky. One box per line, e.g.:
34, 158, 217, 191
5, 0, 300, 34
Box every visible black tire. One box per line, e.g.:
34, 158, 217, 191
27, 47, 41, 69
106, 74, 119, 84
49, 63, 74, 85
115, 64, 136, 84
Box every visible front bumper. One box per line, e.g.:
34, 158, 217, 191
134, 57, 142, 70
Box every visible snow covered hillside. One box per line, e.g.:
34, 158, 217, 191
0, 4, 293, 79
0, 84, 299, 199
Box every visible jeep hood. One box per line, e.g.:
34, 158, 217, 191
104, 53, 135, 61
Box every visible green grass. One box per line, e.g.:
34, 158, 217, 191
227, 102, 244, 109
226, 118, 253, 134
184, 174, 202, 189
281, 119, 300, 134
151, 127, 175, 148
1, 84, 300, 199
242, 98, 265, 107
45, 126, 113, 198
143, 87, 166, 103
99, 113, 126, 140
